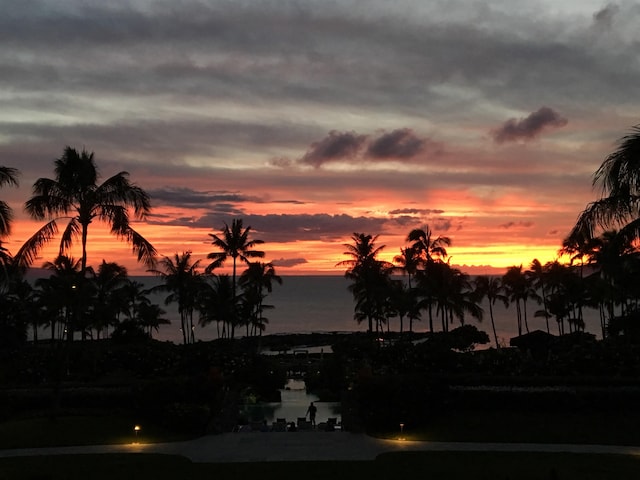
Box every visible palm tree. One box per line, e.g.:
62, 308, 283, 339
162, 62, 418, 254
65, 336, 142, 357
239, 262, 282, 336
571, 125, 640, 246
16, 146, 156, 273
0, 166, 19, 287
393, 246, 421, 288
150, 251, 203, 344
90, 260, 130, 338
337, 233, 393, 333
527, 259, 551, 333
474, 275, 508, 348
0, 166, 19, 238
407, 226, 451, 265
136, 302, 170, 338
502, 265, 527, 337
39, 255, 84, 342
198, 274, 238, 338
387, 279, 420, 334
427, 262, 482, 332
206, 218, 264, 338
0, 273, 33, 346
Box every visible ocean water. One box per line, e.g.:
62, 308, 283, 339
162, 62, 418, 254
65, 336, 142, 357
142, 275, 603, 346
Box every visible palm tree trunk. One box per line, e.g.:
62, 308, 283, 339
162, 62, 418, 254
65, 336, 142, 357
428, 303, 434, 332
231, 257, 237, 339
489, 301, 499, 348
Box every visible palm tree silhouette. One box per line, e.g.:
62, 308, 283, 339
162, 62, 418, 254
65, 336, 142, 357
571, 125, 640, 245
394, 246, 421, 289
89, 260, 130, 339
0, 166, 19, 286
337, 233, 393, 333
198, 274, 237, 338
0, 166, 19, 238
239, 262, 282, 336
407, 226, 451, 264
527, 259, 552, 334
502, 265, 527, 337
16, 147, 156, 273
206, 218, 264, 338
474, 275, 508, 348
40, 255, 84, 342
150, 251, 203, 344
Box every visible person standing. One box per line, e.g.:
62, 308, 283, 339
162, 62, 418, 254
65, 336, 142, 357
306, 401, 317, 427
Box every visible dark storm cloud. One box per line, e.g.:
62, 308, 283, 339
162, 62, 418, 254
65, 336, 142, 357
499, 221, 534, 229
491, 107, 568, 144
148, 187, 307, 210
297, 129, 438, 168
389, 208, 445, 215
299, 131, 367, 167
271, 257, 309, 268
148, 187, 261, 208
366, 128, 432, 159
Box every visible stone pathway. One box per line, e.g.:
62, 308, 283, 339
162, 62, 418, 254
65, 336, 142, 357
2, 432, 640, 463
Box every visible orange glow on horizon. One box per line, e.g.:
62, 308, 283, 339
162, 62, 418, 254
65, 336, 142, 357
5, 217, 563, 278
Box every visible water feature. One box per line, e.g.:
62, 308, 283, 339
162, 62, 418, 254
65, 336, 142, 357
240, 378, 341, 427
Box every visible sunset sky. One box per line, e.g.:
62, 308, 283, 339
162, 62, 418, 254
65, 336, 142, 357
2, 0, 640, 276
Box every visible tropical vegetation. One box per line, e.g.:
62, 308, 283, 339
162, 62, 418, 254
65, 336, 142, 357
2, 126, 640, 443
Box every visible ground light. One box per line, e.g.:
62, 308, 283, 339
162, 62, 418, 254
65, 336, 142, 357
133, 425, 141, 443
399, 422, 405, 441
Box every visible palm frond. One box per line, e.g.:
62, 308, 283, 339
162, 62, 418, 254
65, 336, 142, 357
119, 227, 157, 269
0, 166, 19, 187
0, 201, 14, 237
59, 218, 81, 256
14, 221, 59, 268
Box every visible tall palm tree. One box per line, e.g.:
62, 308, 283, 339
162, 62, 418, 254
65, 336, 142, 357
89, 260, 130, 338
337, 233, 393, 333
16, 147, 156, 273
407, 226, 451, 265
474, 275, 508, 348
527, 259, 551, 333
40, 255, 84, 342
0, 166, 19, 287
387, 279, 420, 334
136, 302, 170, 338
0, 166, 19, 238
393, 245, 421, 289
427, 262, 482, 332
0, 274, 33, 346
585, 230, 638, 321
150, 251, 203, 344
239, 262, 282, 336
198, 274, 238, 338
571, 125, 640, 246
502, 265, 527, 337
206, 218, 264, 338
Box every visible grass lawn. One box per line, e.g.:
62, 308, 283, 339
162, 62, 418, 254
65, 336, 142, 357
372, 409, 640, 446
0, 415, 193, 450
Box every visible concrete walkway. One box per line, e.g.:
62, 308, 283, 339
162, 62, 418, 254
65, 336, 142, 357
2, 432, 640, 463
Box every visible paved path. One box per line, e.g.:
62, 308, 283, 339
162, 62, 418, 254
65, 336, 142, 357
2, 433, 640, 463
